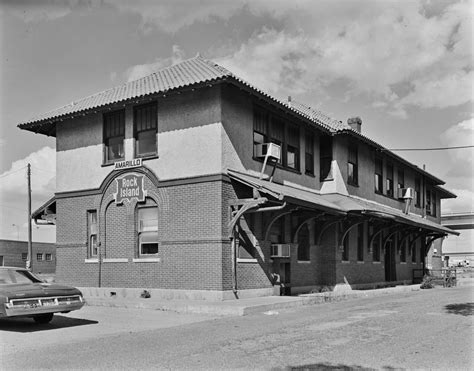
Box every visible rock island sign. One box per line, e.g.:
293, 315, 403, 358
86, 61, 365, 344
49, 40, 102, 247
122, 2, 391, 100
114, 174, 147, 205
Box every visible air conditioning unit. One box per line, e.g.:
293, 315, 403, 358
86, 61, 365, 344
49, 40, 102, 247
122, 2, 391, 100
255, 143, 281, 161
271, 244, 291, 258
398, 187, 414, 199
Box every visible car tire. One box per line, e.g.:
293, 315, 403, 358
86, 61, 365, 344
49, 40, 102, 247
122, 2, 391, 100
33, 313, 54, 324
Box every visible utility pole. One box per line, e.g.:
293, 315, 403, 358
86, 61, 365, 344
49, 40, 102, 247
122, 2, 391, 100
27, 163, 32, 271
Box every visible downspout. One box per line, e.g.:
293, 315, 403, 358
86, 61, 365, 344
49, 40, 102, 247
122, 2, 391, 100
98, 241, 102, 288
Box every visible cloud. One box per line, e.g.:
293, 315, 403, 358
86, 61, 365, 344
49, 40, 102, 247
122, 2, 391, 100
123, 45, 186, 82
0, 0, 102, 23
437, 118, 474, 211
107, 0, 248, 34
442, 188, 474, 213
216, 1, 473, 113
0, 146, 56, 200
441, 117, 474, 178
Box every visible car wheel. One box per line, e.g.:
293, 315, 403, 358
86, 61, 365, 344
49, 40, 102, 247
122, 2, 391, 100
33, 313, 54, 324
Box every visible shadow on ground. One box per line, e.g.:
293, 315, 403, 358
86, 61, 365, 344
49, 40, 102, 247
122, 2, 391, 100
0, 314, 98, 333
275, 364, 397, 370
444, 302, 474, 316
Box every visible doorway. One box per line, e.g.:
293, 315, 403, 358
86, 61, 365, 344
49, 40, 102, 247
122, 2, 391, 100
385, 239, 397, 281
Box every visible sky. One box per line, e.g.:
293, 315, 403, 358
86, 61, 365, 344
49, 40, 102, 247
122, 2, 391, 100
0, 0, 473, 243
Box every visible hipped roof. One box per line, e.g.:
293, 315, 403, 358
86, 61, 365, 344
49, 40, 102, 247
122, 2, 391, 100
18, 54, 449, 186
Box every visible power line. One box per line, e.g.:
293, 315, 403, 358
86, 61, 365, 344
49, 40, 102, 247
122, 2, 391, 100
387, 145, 474, 152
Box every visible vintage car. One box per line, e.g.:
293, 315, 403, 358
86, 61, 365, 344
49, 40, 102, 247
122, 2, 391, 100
0, 266, 85, 324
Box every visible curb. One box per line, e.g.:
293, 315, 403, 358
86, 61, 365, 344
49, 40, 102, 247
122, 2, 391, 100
82, 284, 426, 316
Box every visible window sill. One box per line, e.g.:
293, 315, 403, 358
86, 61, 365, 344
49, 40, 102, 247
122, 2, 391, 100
133, 258, 161, 263
348, 182, 359, 188
237, 258, 258, 263
85, 258, 98, 263
341, 260, 350, 264
372, 261, 381, 264
252, 157, 301, 175
136, 154, 159, 161
103, 258, 128, 263
305, 172, 315, 178
357, 261, 365, 264
101, 162, 117, 168
400, 262, 407, 264
320, 177, 334, 182
297, 260, 311, 264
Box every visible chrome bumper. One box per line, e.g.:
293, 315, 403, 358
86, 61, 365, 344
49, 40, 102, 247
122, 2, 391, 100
3, 295, 85, 317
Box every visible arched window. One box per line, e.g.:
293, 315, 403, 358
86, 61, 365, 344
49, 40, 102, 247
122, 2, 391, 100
137, 206, 158, 256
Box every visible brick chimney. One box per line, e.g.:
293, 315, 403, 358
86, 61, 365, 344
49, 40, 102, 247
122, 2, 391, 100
348, 117, 362, 133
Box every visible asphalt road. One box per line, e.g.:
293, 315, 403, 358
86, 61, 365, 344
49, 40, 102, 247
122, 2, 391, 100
1, 285, 473, 370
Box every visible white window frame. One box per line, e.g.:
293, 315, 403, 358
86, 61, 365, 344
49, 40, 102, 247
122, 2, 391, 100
138, 206, 159, 257
87, 210, 98, 258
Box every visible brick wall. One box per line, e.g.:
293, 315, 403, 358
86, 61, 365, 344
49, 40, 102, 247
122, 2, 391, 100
0, 239, 56, 274
55, 175, 226, 290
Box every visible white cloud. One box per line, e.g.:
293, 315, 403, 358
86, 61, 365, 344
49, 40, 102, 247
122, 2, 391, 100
1, 0, 102, 23
442, 189, 474, 213
107, 0, 248, 34
442, 117, 474, 166
124, 45, 186, 82
0, 146, 56, 200
105, 1, 472, 113
437, 118, 474, 212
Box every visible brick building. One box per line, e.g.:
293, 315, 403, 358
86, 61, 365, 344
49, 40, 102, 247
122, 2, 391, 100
20, 56, 457, 299
0, 239, 56, 274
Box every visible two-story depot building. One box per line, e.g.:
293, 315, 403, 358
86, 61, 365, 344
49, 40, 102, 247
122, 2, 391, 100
20, 55, 457, 300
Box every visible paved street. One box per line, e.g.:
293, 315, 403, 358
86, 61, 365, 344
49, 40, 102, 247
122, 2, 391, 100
1, 285, 473, 370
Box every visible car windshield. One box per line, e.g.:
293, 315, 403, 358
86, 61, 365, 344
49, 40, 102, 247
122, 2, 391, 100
0, 269, 43, 284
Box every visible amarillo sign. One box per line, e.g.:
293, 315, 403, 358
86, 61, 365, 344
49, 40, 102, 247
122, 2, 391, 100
114, 174, 147, 205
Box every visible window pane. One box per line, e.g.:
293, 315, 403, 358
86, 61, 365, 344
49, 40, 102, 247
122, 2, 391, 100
287, 125, 299, 147
137, 130, 156, 156
348, 163, 354, 182
270, 118, 284, 142
107, 137, 124, 161
90, 235, 97, 256
305, 152, 314, 174
375, 174, 382, 193
141, 243, 158, 255
254, 108, 267, 134
138, 207, 158, 255
287, 147, 297, 169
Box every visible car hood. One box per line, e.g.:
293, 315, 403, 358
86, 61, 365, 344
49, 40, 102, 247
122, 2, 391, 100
0, 283, 82, 299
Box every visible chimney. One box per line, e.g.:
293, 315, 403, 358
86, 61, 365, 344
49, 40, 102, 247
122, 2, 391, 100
348, 117, 362, 133
288, 96, 292, 108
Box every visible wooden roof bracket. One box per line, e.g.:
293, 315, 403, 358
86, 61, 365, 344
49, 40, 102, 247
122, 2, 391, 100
338, 218, 366, 251
292, 213, 326, 244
